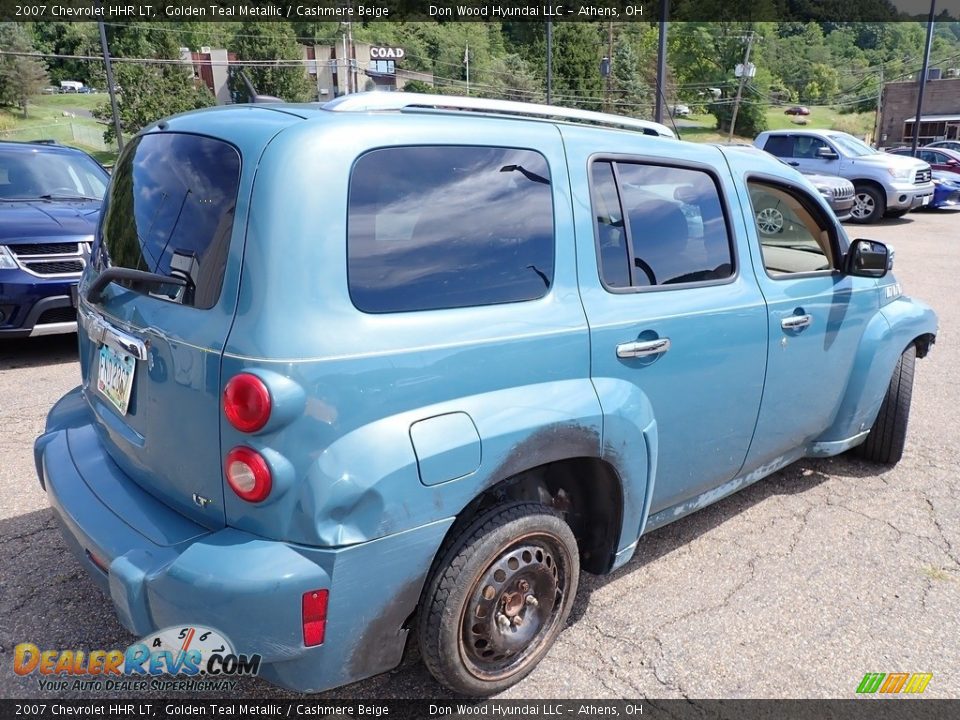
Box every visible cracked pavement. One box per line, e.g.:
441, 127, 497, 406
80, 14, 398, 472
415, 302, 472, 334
1, 211, 957, 700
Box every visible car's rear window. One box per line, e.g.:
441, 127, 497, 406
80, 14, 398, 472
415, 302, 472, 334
347, 145, 555, 314
96, 133, 241, 309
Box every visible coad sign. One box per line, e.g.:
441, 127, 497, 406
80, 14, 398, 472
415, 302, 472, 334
371, 47, 405, 60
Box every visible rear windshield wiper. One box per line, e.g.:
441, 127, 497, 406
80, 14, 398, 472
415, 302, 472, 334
86, 267, 187, 303
38, 193, 102, 201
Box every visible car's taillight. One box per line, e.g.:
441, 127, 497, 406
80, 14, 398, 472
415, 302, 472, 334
302, 590, 329, 647
224, 446, 272, 503
223, 373, 271, 433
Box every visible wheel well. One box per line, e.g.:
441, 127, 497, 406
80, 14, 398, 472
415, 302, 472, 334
444, 458, 625, 576
852, 179, 887, 205
914, 333, 936, 359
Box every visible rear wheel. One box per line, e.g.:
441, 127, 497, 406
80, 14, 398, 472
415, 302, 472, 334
418, 503, 579, 696
850, 185, 883, 224
854, 345, 916, 465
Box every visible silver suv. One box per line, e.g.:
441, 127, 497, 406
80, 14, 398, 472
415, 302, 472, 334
755, 129, 934, 223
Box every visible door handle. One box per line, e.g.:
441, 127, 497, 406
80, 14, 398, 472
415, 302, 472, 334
781, 314, 812, 330
616, 338, 671, 359
788, 161, 800, 167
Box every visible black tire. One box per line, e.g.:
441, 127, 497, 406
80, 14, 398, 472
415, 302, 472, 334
885, 209, 910, 219
418, 502, 579, 696
850, 185, 884, 224
854, 345, 916, 464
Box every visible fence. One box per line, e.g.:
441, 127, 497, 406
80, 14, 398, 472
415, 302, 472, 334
0, 121, 111, 152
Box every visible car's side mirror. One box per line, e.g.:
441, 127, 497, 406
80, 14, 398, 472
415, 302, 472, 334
846, 239, 890, 278
816, 147, 839, 160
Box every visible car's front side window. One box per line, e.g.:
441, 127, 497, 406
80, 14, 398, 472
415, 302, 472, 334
748, 180, 837, 277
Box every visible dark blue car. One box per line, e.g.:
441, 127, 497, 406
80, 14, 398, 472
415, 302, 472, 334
0, 141, 108, 338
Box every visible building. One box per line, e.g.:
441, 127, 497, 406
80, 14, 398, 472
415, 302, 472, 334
878, 71, 960, 147
180, 47, 235, 104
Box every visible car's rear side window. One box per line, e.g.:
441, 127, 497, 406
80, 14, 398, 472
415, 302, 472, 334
348, 146, 554, 313
763, 135, 794, 158
96, 133, 241, 309
591, 160, 734, 289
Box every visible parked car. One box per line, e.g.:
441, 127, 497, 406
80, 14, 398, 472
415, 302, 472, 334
0, 140, 108, 338
887, 145, 960, 174
925, 140, 960, 152
926, 170, 960, 208
784, 105, 811, 116
718, 144, 855, 224
672, 104, 691, 117
755, 129, 935, 223
35, 93, 937, 697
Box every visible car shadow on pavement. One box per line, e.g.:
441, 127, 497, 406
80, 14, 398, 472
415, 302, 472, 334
0, 333, 79, 370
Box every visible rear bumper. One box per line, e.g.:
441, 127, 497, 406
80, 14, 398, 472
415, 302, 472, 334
35, 388, 451, 693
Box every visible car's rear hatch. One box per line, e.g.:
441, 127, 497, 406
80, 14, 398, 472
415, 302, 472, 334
76, 128, 250, 530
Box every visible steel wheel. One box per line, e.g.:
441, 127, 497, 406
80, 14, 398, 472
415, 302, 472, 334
756, 206, 784, 235
459, 532, 573, 682
418, 502, 580, 695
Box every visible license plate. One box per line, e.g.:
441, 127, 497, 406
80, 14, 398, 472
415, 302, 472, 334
97, 344, 135, 415
922, 195, 931, 206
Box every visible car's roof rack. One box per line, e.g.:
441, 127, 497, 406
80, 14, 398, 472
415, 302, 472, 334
323, 92, 676, 139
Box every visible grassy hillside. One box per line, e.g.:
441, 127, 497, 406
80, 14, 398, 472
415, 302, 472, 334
0, 94, 116, 162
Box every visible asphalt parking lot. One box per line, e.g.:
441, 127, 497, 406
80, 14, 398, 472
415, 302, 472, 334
1, 210, 958, 700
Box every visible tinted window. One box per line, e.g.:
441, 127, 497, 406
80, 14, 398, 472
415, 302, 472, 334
763, 136, 794, 158
794, 136, 828, 159
590, 162, 630, 288
591, 161, 733, 288
97, 133, 241, 309
748, 181, 834, 276
0, 149, 107, 200
348, 146, 554, 313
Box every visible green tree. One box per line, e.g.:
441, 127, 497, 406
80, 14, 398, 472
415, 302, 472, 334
0, 23, 50, 118
611, 38, 651, 118
90, 24, 214, 144
229, 21, 313, 102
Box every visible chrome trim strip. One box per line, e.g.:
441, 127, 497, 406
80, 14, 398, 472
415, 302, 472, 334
78, 307, 147, 360
29, 321, 78, 337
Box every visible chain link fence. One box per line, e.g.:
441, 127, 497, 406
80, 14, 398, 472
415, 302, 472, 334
0, 121, 111, 151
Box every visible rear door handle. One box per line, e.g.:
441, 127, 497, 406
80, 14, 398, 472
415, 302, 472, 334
616, 338, 671, 359
781, 314, 812, 330
788, 161, 800, 167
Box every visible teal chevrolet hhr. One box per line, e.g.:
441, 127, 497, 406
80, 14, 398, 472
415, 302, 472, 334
34, 93, 937, 696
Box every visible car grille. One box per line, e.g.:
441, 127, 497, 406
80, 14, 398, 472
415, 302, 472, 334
23, 260, 85, 275
36, 306, 77, 324
9, 241, 89, 276
833, 185, 854, 199
9, 242, 81, 256
915, 169, 932, 184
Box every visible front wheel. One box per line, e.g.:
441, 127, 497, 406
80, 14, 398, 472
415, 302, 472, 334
854, 345, 916, 465
850, 185, 884, 224
418, 503, 580, 696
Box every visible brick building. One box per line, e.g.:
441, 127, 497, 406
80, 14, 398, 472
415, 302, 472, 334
878, 73, 960, 148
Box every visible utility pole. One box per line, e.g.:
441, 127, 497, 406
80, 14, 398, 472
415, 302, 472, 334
605, 22, 614, 113
911, 0, 937, 156
654, 0, 669, 124
465, 43, 470, 95
873, 66, 884, 147
96, 14, 123, 152
728, 31, 756, 142
546, 21, 553, 104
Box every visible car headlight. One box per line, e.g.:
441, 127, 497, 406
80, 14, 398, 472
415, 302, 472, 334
0, 245, 19, 270
887, 166, 913, 180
